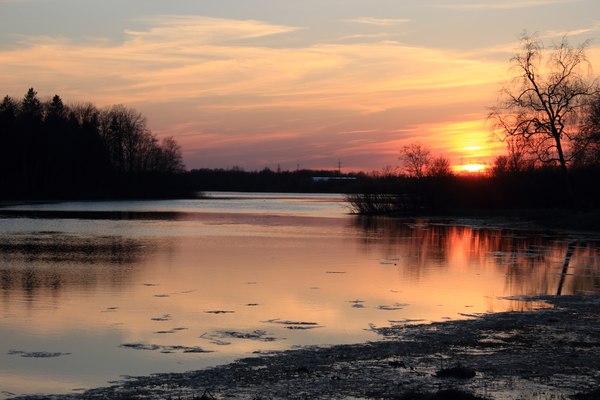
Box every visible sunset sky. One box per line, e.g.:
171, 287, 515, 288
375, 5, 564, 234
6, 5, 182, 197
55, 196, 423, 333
1, 0, 599, 172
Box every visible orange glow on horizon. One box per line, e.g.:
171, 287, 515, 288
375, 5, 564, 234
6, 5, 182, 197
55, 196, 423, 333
0, 22, 596, 172
454, 163, 488, 174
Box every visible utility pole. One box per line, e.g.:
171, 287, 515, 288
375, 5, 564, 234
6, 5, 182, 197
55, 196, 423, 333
337, 160, 342, 174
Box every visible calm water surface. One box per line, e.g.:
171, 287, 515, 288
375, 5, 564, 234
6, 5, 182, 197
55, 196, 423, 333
1, 193, 599, 398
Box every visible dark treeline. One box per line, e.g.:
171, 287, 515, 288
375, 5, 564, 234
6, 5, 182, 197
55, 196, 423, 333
187, 166, 600, 216
347, 166, 600, 219
0, 89, 186, 199
188, 168, 364, 193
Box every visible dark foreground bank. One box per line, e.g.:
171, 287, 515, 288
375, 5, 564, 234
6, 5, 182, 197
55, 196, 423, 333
9, 296, 600, 400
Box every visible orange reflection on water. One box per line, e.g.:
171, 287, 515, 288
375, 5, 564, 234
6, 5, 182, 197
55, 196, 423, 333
1, 211, 599, 397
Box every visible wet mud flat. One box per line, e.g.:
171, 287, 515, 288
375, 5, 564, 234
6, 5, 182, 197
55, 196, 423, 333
11, 295, 600, 400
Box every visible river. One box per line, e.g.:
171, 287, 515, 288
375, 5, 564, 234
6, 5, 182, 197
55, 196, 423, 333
0, 193, 598, 398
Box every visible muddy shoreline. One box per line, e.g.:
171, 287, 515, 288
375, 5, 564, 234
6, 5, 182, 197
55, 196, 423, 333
8, 295, 600, 400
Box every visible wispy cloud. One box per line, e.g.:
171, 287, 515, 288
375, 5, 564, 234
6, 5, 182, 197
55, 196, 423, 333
433, 0, 580, 10
337, 32, 396, 41
1, 15, 506, 110
133, 15, 302, 44
0, 15, 547, 170
543, 22, 600, 39
343, 17, 411, 26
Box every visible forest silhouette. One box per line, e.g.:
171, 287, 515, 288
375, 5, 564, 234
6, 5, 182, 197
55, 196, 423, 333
0, 88, 186, 199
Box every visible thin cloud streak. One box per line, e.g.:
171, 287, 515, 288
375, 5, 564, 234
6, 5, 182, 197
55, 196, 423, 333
343, 17, 411, 26
434, 0, 580, 10
132, 15, 303, 42
543, 22, 600, 40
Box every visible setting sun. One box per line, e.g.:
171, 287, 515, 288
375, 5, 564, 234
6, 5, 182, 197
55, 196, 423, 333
454, 163, 488, 174
424, 118, 495, 172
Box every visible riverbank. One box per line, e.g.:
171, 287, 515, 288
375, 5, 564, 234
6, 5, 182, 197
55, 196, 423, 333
348, 202, 600, 235
432, 208, 600, 233
10, 295, 600, 400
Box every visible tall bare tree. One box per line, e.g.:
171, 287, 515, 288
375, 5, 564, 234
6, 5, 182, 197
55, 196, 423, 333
399, 142, 431, 178
490, 34, 599, 200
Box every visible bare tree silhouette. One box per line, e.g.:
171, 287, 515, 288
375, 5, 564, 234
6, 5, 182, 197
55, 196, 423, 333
399, 142, 431, 178
490, 34, 599, 203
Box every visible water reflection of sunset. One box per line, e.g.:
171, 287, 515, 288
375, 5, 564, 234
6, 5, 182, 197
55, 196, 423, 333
1, 209, 599, 396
